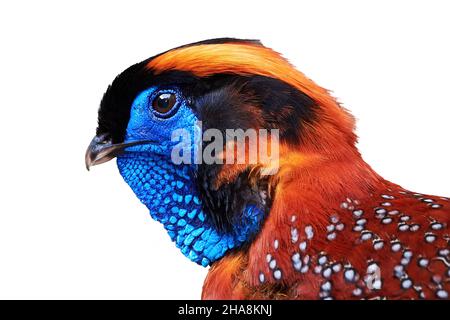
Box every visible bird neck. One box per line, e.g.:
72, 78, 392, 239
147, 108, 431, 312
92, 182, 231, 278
203, 151, 387, 298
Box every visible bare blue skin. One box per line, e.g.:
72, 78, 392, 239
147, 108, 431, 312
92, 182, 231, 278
117, 86, 265, 266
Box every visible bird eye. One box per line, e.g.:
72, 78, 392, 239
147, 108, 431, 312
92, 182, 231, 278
152, 92, 177, 116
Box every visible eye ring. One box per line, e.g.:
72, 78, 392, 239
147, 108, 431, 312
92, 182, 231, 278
151, 90, 179, 118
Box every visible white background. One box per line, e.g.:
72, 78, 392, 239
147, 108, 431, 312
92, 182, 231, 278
0, 0, 449, 299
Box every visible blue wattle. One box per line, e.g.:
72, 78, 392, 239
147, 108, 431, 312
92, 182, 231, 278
117, 152, 265, 266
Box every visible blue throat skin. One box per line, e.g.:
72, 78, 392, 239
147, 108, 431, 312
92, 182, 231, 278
116, 87, 265, 267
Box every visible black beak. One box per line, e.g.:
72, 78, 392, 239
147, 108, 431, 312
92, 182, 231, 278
85, 134, 154, 170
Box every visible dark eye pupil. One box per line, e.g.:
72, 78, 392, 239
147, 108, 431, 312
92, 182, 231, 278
153, 92, 176, 114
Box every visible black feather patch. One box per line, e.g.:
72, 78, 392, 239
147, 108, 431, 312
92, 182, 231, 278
193, 164, 271, 233
190, 74, 317, 143
169, 37, 263, 51
243, 76, 316, 144
190, 76, 316, 231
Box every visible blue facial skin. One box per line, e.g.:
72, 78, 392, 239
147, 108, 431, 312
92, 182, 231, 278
117, 86, 265, 267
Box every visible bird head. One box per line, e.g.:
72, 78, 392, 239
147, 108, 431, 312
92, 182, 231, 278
86, 38, 357, 267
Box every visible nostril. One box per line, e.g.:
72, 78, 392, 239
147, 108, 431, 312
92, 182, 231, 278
94, 133, 112, 145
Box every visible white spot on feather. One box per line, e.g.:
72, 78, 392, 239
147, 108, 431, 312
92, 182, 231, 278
305, 225, 314, 240
269, 259, 277, 269
425, 233, 437, 243
291, 228, 299, 243
273, 269, 282, 280
259, 273, 265, 283
436, 290, 448, 299
353, 209, 364, 217
327, 232, 337, 241
273, 239, 279, 249
299, 241, 307, 252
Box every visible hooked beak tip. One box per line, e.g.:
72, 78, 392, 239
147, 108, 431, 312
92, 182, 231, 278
85, 158, 92, 171
85, 134, 113, 171
85, 134, 155, 171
